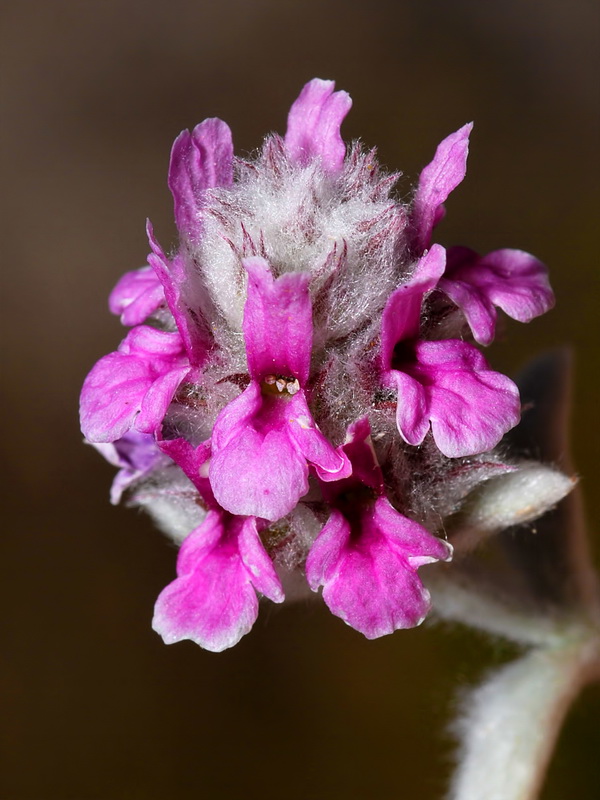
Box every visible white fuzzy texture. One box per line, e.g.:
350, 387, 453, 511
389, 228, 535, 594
449, 634, 600, 800
451, 464, 576, 555
192, 138, 408, 348
129, 466, 205, 545
426, 573, 566, 646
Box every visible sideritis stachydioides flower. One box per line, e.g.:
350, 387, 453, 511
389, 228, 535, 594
80, 78, 557, 652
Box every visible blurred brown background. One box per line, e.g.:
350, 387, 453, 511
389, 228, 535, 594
2, 1, 599, 798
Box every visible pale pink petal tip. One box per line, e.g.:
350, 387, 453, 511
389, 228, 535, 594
284, 78, 352, 173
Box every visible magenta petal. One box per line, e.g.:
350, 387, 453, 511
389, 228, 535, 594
157, 437, 213, 503
388, 369, 430, 448
380, 245, 447, 366
242, 257, 312, 382
135, 365, 190, 434
152, 513, 276, 652
237, 521, 284, 602
109, 266, 165, 326
210, 384, 308, 520
286, 396, 351, 482
120, 325, 185, 359
80, 327, 188, 443
80, 351, 155, 442
440, 247, 555, 345
306, 508, 439, 638
412, 123, 473, 252
372, 499, 453, 567
210, 424, 309, 521
284, 78, 352, 173
147, 221, 212, 365
404, 340, 521, 457
168, 117, 233, 240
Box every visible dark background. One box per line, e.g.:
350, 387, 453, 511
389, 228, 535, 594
2, 1, 599, 798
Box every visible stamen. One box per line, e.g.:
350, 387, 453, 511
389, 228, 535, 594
261, 374, 300, 397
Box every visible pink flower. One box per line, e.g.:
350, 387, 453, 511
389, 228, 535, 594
152, 437, 284, 651
380, 246, 521, 458
81, 78, 558, 651
306, 418, 452, 638
153, 510, 284, 652
209, 257, 351, 521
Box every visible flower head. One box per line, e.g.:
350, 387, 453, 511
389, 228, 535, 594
81, 78, 558, 650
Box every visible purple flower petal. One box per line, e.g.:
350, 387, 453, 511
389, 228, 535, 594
152, 512, 283, 652
108, 266, 165, 326
80, 327, 189, 443
411, 123, 473, 253
284, 78, 352, 173
242, 257, 312, 383
146, 221, 213, 366
391, 339, 521, 457
91, 431, 166, 504
380, 245, 447, 367
439, 246, 555, 345
168, 117, 233, 240
306, 502, 451, 638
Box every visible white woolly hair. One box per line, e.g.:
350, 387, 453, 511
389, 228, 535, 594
190, 136, 409, 351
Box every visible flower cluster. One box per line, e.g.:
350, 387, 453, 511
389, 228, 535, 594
81, 79, 555, 651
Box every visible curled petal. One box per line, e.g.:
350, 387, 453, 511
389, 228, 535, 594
372, 499, 453, 567
168, 117, 234, 240
387, 369, 430, 450
412, 123, 473, 253
108, 266, 164, 326
135, 366, 190, 434
147, 221, 212, 365
152, 513, 282, 653
286, 396, 351, 482
284, 78, 352, 173
440, 247, 555, 346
